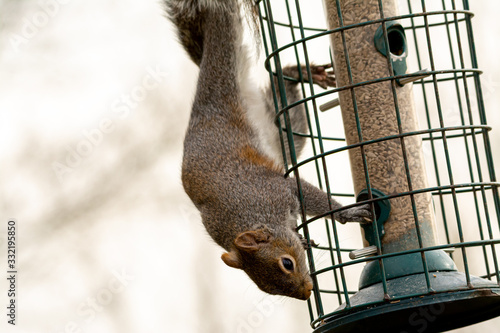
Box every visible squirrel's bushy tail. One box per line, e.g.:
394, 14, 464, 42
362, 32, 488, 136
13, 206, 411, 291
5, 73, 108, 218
167, 0, 257, 112
166, 0, 243, 66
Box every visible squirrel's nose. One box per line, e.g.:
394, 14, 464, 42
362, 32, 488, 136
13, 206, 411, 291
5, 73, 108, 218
302, 280, 314, 300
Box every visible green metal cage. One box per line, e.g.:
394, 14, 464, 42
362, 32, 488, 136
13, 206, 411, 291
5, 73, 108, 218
256, 0, 500, 332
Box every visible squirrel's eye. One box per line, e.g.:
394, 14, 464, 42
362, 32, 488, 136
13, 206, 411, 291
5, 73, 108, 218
282, 257, 294, 271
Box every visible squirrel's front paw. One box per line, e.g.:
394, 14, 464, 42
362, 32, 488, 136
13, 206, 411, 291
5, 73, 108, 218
298, 234, 318, 250
306, 64, 336, 89
283, 63, 336, 89
335, 204, 373, 224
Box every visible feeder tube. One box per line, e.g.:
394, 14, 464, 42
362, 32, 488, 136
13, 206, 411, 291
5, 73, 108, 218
323, 0, 438, 254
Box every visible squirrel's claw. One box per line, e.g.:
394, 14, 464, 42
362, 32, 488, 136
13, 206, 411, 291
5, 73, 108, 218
298, 234, 319, 250
283, 63, 336, 89
335, 204, 373, 224
306, 63, 336, 89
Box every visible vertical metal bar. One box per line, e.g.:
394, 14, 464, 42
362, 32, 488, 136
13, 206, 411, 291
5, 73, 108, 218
327, 0, 388, 303
257, 0, 321, 318
282, 0, 324, 191
263, 0, 326, 315
377, 0, 433, 293
281, 0, 342, 313
260, 0, 324, 314
281, 5, 350, 303
450, 0, 499, 282
293, 0, 352, 306
258, 0, 290, 169
442, 0, 493, 278
420, 0, 471, 286
406, 0, 454, 257
461, 0, 500, 284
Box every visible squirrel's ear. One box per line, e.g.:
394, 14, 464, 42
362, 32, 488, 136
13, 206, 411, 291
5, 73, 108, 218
233, 230, 271, 252
221, 251, 243, 269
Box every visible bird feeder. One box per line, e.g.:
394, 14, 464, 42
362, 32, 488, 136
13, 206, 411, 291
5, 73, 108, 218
257, 0, 500, 331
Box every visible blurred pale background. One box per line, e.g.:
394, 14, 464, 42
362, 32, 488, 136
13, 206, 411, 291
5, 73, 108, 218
0, 0, 499, 332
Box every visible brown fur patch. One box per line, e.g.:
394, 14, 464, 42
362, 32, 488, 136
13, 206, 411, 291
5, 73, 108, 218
240, 145, 283, 173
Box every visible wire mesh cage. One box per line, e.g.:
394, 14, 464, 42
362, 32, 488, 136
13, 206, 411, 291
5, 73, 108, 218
256, 0, 500, 331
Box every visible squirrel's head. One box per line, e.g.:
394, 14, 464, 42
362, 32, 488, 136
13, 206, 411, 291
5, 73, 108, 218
221, 227, 313, 300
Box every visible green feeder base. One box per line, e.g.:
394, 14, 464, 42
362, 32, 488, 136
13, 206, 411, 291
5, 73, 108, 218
313, 271, 500, 333
358, 250, 457, 289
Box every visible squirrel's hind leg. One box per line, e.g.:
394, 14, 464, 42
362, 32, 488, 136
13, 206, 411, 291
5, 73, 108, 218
262, 64, 336, 165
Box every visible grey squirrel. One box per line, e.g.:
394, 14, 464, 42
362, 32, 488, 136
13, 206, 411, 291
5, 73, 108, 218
166, 0, 372, 300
